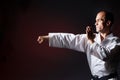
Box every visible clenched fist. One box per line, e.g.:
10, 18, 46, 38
37, 35, 49, 44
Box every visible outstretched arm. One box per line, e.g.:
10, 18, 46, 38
37, 35, 49, 44
37, 26, 95, 44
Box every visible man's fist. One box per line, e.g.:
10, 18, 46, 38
37, 36, 44, 44
86, 26, 95, 43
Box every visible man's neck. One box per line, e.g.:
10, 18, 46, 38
100, 31, 111, 41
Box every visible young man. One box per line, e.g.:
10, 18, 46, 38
37, 10, 120, 80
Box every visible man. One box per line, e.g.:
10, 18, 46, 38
37, 10, 120, 80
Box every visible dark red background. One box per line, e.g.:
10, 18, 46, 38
0, 0, 120, 80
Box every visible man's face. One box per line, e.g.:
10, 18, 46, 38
95, 12, 107, 33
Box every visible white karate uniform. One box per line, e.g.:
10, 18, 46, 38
49, 33, 120, 80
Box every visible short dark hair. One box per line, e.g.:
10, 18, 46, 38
99, 10, 114, 25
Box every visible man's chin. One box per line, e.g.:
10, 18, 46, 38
96, 30, 99, 33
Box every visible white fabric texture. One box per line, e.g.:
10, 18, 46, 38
49, 33, 120, 79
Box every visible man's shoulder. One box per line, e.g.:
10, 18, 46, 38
111, 34, 120, 40
109, 35, 120, 43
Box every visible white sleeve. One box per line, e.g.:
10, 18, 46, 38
90, 39, 120, 60
49, 33, 87, 52
90, 42, 110, 60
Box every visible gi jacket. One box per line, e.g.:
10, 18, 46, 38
49, 33, 120, 78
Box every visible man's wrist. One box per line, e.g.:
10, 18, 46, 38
42, 36, 49, 39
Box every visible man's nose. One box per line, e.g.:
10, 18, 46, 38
95, 22, 97, 26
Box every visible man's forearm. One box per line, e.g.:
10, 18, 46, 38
42, 35, 49, 39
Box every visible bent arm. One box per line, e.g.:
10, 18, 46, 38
90, 38, 120, 60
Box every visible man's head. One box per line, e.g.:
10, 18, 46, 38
95, 10, 114, 33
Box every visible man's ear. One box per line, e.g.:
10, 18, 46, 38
106, 20, 111, 26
